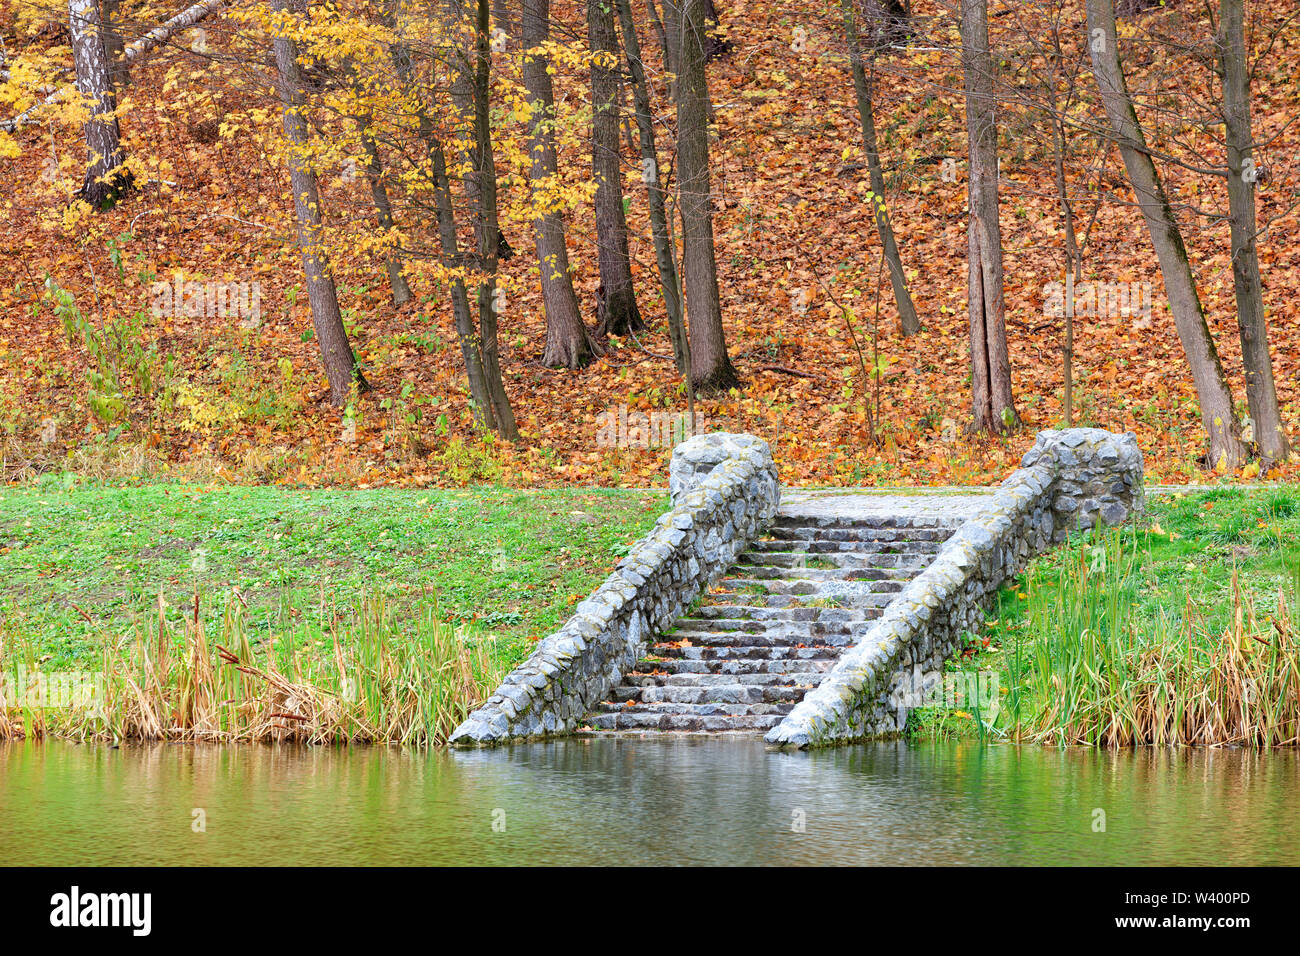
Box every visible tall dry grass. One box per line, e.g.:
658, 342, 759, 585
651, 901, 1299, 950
1015, 531, 1300, 747
0, 588, 507, 746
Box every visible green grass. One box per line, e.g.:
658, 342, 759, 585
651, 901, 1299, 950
908, 487, 1300, 744
0, 481, 667, 670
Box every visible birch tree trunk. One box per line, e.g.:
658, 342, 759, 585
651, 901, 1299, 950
1220, 0, 1288, 463
589, 0, 645, 337
1085, 0, 1244, 469
843, 0, 919, 337
272, 0, 366, 406
69, 0, 132, 207
959, 0, 1015, 433
101, 0, 129, 91
523, 0, 599, 368
665, 0, 738, 392
5, 0, 226, 133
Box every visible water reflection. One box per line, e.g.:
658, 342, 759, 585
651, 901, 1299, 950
1, 739, 1296, 865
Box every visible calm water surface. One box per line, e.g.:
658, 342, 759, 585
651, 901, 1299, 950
2, 738, 1297, 865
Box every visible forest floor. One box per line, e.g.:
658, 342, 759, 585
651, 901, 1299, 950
1, 0, 1298, 490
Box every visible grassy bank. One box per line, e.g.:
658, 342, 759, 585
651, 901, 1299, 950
0, 482, 665, 743
910, 487, 1300, 746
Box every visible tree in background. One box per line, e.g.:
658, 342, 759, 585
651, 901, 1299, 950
348, 95, 414, 308
959, 0, 1016, 434
1085, 0, 1244, 469
465, 0, 519, 437
588, 0, 644, 337
382, 0, 517, 434
271, 0, 366, 406
522, 0, 599, 368
861, 0, 910, 49
1218, 0, 1289, 463
69, 0, 131, 207
842, 0, 919, 337
664, 0, 738, 392
615, 0, 687, 371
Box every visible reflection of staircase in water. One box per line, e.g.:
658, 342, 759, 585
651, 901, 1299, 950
586, 507, 967, 734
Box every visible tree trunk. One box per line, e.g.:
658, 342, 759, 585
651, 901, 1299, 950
492, 0, 510, 37
843, 0, 919, 337
861, 0, 911, 51
448, 1, 512, 263
100, 0, 129, 90
615, 0, 687, 372
1117, 0, 1164, 15
647, 0, 673, 100
589, 0, 645, 337
959, 0, 1015, 433
433, 131, 499, 431
1220, 0, 1288, 463
665, 0, 738, 392
1043, 18, 1086, 430
69, 0, 132, 207
272, 0, 366, 407
469, 0, 519, 438
361, 138, 413, 308
351, 102, 413, 307
523, 0, 599, 369
1053, 119, 1082, 428
385, 6, 498, 430
1085, 0, 1244, 469
5, 0, 226, 133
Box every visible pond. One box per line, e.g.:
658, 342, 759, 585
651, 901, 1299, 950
2, 738, 1297, 865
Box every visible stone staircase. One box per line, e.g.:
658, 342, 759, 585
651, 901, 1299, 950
585, 512, 961, 734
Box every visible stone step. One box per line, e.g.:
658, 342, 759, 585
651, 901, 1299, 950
771, 514, 950, 530
712, 574, 914, 592
586, 712, 785, 732
608, 683, 811, 705
720, 571, 912, 594
719, 570, 917, 588
664, 618, 771, 634
633, 657, 837, 676
596, 699, 799, 716
724, 561, 931, 583
655, 629, 857, 649
685, 605, 871, 623
623, 671, 825, 688
734, 552, 934, 571
737, 550, 934, 569
766, 522, 956, 541
581, 513, 960, 736
646, 643, 842, 661
703, 586, 897, 609
747, 538, 945, 555
666, 617, 858, 636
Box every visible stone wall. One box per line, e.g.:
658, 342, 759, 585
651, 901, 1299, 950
449, 434, 780, 745
765, 428, 1143, 749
